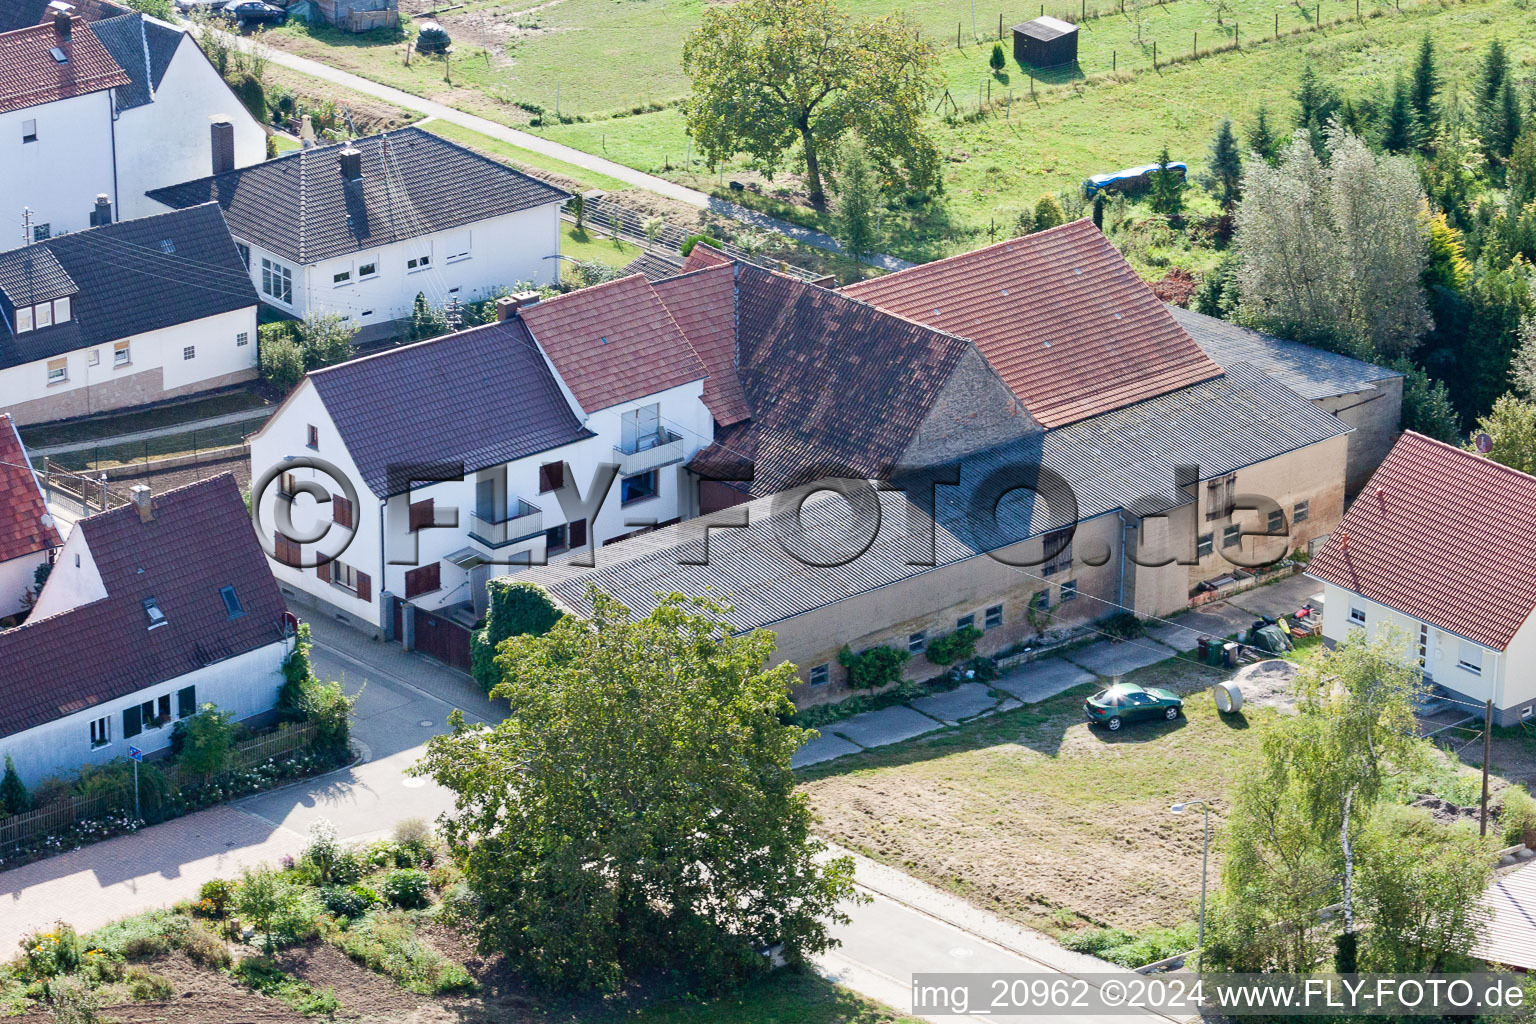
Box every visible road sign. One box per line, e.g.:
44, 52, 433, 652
127, 745, 143, 763
1475, 432, 1493, 454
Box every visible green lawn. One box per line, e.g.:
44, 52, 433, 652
18, 391, 271, 450
272, 133, 301, 153
561, 220, 642, 275
421, 119, 632, 192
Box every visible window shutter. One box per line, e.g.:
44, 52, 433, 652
178, 685, 196, 718
123, 704, 142, 738
539, 462, 564, 493
333, 494, 353, 530
409, 498, 434, 532
569, 518, 588, 548
316, 558, 330, 582
356, 571, 372, 603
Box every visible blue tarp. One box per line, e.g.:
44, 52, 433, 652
1084, 161, 1187, 196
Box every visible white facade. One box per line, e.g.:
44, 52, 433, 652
0, 639, 289, 786
234, 205, 563, 332
0, 305, 258, 424
1, 91, 118, 238
0, 551, 47, 619
113, 26, 266, 221
1314, 580, 1536, 726
247, 370, 712, 633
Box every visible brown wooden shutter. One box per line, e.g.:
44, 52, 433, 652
569, 518, 587, 548
409, 498, 433, 532
539, 462, 564, 492
333, 494, 353, 530
356, 571, 371, 603
316, 559, 328, 582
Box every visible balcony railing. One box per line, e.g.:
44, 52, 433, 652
468, 498, 543, 549
613, 429, 685, 476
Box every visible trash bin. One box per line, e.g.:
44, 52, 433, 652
1196, 636, 1211, 662
1223, 642, 1239, 668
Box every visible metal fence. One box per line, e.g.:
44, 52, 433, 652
576, 195, 822, 282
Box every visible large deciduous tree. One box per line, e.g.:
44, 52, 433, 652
682, 0, 941, 208
1468, 395, 1536, 474
1233, 127, 1430, 359
414, 588, 858, 992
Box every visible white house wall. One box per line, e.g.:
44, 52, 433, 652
0, 551, 48, 618
0, 638, 289, 787
31, 526, 105, 620
1496, 612, 1536, 724
0, 91, 116, 237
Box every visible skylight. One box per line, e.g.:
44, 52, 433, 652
220, 585, 244, 619
49, 47, 67, 63
143, 597, 166, 629
159, 239, 176, 254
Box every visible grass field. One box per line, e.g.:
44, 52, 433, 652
561, 220, 642, 274
420, 119, 633, 191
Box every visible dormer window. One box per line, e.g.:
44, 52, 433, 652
13, 296, 71, 334
220, 585, 244, 619
143, 597, 166, 629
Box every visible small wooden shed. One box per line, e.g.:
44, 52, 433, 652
1012, 15, 1078, 68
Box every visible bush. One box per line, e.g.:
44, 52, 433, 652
393, 817, 434, 863
837, 644, 910, 690
125, 966, 175, 1001
236, 73, 267, 124
258, 331, 305, 393
197, 878, 238, 918
1099, 611, 1146, 640
680, 233, 723, 257
85, 911, 181, 962
331, 910, 475, 995
1060, 923, 1197, 969
1034, 193, 1066, 232
179, 921, 232, 969
20, 924, 83, 978
472, 580, 563, 691
433, 880, 480, 925
381, 869, 432, 909
174, 705, 237, 778
990, 41, 1006, 71
925, 626, 981, 666
348, 883, 382, 908
963, 655, 999, 682
1500, 785, 1536, 846
296, 313, 357, 371
1, 755, 30, 816
304, 818, 342, 884
318, 885, 372, 919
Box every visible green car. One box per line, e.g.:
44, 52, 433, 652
1084, 682, 1183, 731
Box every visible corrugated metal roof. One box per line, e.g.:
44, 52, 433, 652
1471, 859, 1536, 970
510, 362, 1352, 630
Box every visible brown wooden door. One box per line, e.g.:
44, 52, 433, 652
412, 607, 472, 673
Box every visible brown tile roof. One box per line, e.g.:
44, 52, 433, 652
652, 265, 750, 426
680, 242, 731, 273
0, 18, 130, 114
0, 474, 289, 741
520, 275, 706, 414
841, 219, 1223, 427
1307, 432, 1536, 651
0, 414, 59, 566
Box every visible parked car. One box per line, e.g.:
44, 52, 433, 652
1082, 161, 1187, 198
223, 0, 287, 24
1084, 682, 1183, 731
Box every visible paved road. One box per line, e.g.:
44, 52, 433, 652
0, 615, 1170, 1021
221, 31, 912, 272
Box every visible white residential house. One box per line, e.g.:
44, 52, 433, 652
0, 202, 260, 425
0, 6, 265, 238
0, 474, 292, 786
1307, 431, 1536, 727
0, 413, 61, 620
246, 277, 712, 666
148, 128, 571, 342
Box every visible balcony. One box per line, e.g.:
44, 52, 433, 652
468, 498, 543, 549
613, 429, 685, 476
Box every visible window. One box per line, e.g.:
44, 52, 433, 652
404, 562, 441, 598
1293, 499, 1310, 524
358, 261, 377, 279
1266, 508, 1285, 534
261, 257, 293, 304
136, 700, 154, 730
332, 494, 353, 530
183, 345, 195, 360
90, 716, 110, 748
274, 532, 301, 567
46, 358, 66, 383
545, 523, 569, 555
1031, 589, 1050, 611
306, 424, 319, 450
32, 223, 49, 243
1222, 523, 1242, 548
908, 631, 927, 654
409, 498, 434, 532
330, 560, 359, 592
1206, 474, 1236, 520
1418, 623, 1429, 668
236, 331, 249, 347
220, 585, 244, 619
1350, 604, 1367, 626
620, 404, 662, 453
406, 251, 431, 271
984, 604, 1003, 630
53, 296, 69, 322
22, 118, 36, 142
538, 462, 564, 493
34, 301, 52, 329
1458, 639, 1483, 676
88, 349, 100, 366
236, 242, 250, 269
1196, 533, 1214, 558
143, 597, 166, 629
809, 664, 830, 686
620, 470, 659, 505
445, 231, 471, 261
114, 341, 130, 366
568, 518, 588, 548
333, 268, 352, 286
156, 694, 171, 723
16, 306, 34, 333
177, 685, 196, 719
1061, 579, 1078, 602
957, 613, 975, 631
1043, 528, 1072, 576
279, 472, 298, 497
122, 704, 142, 739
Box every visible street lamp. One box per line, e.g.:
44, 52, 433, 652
1170, 800, 1210, 969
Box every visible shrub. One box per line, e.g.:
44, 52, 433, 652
258, 331, 305, 393
319, 885, 372, 919
174, 705, 238, 778
78, 758, 170, 814
348, 883, 382, 908
304, 818, 342, 884
1060, 923, 1197, 968
1500, 785, 1536, 846
837, 644, 910, 690
964, 655, 1000, 682
237, 868, 307, 953
990, 41, 1006, 71
197, 878, 237, 918
43, 974, 96, 1024
1, 755, 30, 816
393, 817, 434, 863
20, 924, 82, 978
296, 313, 357, 371
331, 910, 475, 995
1099, 611, 1146, 640
381, 869, 432, 909
433, 880, 480, 925
179, 922, 232, 969
364, 839, 408, 868
1034, 193, 1066, 232
472, 581, 563, 691
236, 73, 267, 124
925, 626, 981, 666
680, 233, 722, 256
125, 966, 175, 1001
85, 911, 181, 961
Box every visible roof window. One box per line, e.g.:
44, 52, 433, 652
220, 585, 244, 619
159, 239, 175, 254
143, 597, 166, 629
49, 47, 67, 63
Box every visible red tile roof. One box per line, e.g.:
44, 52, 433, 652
0, 18, 130, 114
1307, 432, 1536, 651
652, 264, 750, 426
0, 413, 60, 566
520, 275, 706, 414
842, 220, 1223, 427
0, 474, 288, 740
680, 242, 731, 273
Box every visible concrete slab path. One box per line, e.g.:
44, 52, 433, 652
1065, 637, 1178, 677
831, 705, 944, 749
791, 732, 863, 769
992, 658, 1097, 703
908, 682, 1001, 724
1228, 572, 1322, 620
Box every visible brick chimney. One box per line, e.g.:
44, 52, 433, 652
52, 10, 71, 39
338, 147, 363, 181
131, 484, 154, 523
210, 118, 235, 175
495, 291, 541, 321
91, 194, 112, 227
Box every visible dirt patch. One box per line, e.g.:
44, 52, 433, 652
105, 454, 252, 494
267, 65, 420, 134
96, 951, 305, 1023
1410, 794, 1483, 827
1225, 659, 1298, 713
277, 942, 450, 1022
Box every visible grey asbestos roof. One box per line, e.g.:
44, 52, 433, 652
511, 362, 1353, 631
305, 317, 593, 498
1171, 305, 1399, 400
146, 127, 571, 265
622, 248, 686, 283
90, 12, 153, 108
0, 203, 256, 370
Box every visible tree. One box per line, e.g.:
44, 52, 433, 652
1293, 64, 1340, 154
1408, 33, 1438, 143
1509, 128, 1536, 209
1033, 193, 1065, 232
297, 313, 357, 372
236, 868, 300, 954
409, 292, 448, 341
175, 704, 237, 779
415, 589, 859, 992
1234, 127, 1430, 359
1476, 38, 1508, 109
835, 143, 879, 259
682, 0, 942, 208
1512, 313, 1536, 400
1206, 119, 1243, 206
1382, 77, 1414, 155
1149, 145, 1184, 216
1389, 359, 1461, 442
989, 41, 1006, 72
1468, 395, 1536, 474
257, 329, 304, 393
470, 580, 564, 691
1246, 105, 1278, 164
0, 755, 30, 816
1422, 212, 1472, 295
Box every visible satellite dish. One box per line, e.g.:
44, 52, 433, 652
1475, 432, 1493, 454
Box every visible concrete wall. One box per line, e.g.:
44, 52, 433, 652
0, 306, 259, 425
0, 638, 290, 787
0, 92, 116, 238
1316, 376, 1402, 497
0, 551, 48, 618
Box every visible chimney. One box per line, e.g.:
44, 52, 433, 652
300, 114, 316, 149
130, 484, 154, 523
496, 293, 539, 322
91, 194, 112, 227
338, 147, 363, 181
210, 118, 235, 175
52, 10, 70, 38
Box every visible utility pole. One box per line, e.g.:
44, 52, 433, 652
21, 207, 33, 246
445, 296, 462, 333
1481, 698, 1493, 836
